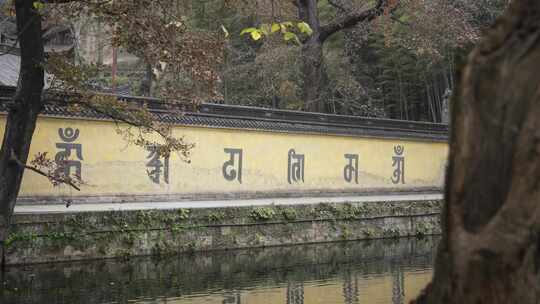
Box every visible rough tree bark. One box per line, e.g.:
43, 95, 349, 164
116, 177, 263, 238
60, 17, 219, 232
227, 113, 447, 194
416, 1, 540, 303
139, 62, 153, 96
0, 0, 45, 267
297, 0, 392, 113
297, 0, 323, 112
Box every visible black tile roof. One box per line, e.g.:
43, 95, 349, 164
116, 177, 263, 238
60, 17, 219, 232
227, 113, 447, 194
0, 85, 448, 141
0, 54, 19, 86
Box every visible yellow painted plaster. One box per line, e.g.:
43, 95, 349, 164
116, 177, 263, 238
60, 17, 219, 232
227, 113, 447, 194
0, 116, 448, 197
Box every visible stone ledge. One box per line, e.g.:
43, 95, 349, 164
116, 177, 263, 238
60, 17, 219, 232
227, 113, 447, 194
15, 189, 443, 205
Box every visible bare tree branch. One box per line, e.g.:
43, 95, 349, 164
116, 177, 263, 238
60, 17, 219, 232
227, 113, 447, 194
319, 0, 396, 42
327, 0, 348, 12
8, 149, 81, 191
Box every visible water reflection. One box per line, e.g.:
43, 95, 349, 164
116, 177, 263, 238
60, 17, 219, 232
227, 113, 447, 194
1, 237, 438, 304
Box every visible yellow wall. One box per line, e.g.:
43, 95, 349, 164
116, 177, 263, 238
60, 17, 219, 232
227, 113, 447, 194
0, 115, 448, 198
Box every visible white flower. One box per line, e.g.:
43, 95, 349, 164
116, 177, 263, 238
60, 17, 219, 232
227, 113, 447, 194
166, 21, 183, 28
159, 61, 167, 71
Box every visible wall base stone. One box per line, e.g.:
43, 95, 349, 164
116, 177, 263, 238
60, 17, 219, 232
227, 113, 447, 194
6, 200, 442, 265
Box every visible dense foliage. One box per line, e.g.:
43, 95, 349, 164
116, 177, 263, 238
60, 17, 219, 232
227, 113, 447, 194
26, 0, 506, 121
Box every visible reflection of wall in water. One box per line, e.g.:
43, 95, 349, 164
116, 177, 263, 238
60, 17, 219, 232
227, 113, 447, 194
342, 269, 359, 304
1, 238, 437, 304
287, 282, 304, 304
223, 291, 241, 304
392, 265, 405, 304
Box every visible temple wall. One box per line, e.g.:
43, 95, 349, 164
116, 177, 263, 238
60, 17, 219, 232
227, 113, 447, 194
0, 114, 447, 203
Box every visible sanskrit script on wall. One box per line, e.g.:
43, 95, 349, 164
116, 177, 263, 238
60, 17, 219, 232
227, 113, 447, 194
11, 117, 447, 198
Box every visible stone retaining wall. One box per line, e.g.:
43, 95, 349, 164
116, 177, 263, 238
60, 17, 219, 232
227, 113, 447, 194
6, 200, 442, 265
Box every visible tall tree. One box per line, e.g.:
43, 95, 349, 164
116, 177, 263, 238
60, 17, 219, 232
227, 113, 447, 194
296, 0, 395, 112
0, 0, 222, 267
416, 1, 540, 302
0, 0, 45, 267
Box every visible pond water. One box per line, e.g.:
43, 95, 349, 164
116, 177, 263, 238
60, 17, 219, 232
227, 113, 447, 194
0, 237, 438, 304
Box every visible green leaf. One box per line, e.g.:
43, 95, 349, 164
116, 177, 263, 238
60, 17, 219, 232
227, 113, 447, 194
283, 32, 295, 41
297, 22, 313, 36
260, 23, 271, 36
281, 21, 293, 27
283, 32, 300, 45
220, 25, 229, 38
33, 1, 44, 10
240, 27, 257, 35
251, 30, 262, 41
271, 23, 280, 33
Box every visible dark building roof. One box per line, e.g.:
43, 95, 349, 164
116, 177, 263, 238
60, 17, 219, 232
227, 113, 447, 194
0, 14, 75, 86
0, 54, 19, 86
0, 85, 448, 141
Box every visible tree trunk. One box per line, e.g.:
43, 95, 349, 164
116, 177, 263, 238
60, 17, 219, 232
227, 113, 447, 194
0, 0, 44, 268
139, 62, 153, 96
416, 1, 540, 303
297, 0, 392, 113
298, 0, 324, 113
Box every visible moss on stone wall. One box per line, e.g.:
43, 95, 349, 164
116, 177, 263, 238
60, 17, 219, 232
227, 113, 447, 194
6, 200, 442, 265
